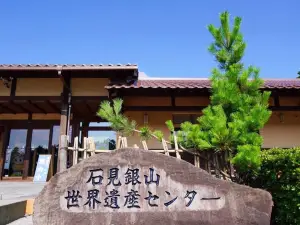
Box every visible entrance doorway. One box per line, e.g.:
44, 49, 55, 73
3, 122, 60, 178
4, 129, 27, 177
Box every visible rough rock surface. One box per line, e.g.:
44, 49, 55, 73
33, 148, 273, 225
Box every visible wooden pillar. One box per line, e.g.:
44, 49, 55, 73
0, 125, 9, 180
22, 114, 32, 180
58, 75, 71, 172
48, 125, 54, 177
81, 121, 89, 146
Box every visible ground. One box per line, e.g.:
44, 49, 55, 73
0, 181, 45, 202
0, 181, 45, 225
7, 216, 32, 225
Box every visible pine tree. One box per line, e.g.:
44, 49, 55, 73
176, 11, 271, 181
97, 11, 271, 183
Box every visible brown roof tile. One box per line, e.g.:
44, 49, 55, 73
106, 79, 300, 90
0, 64, 137, 70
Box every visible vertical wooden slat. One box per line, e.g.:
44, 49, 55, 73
194, 155, 200, 168
142, 141, 148, 150
162, 139, 169, 156
73, 137, 79, 165
89, 137, 96, 156
83, 137, 87, 159
173, 133, 181, 159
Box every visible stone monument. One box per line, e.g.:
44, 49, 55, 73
33, 148, 273, 225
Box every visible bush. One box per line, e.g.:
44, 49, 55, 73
252, 148, 300, 225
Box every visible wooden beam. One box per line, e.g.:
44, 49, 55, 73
171, 95, 176, 107
269, 106, 300, 111
118, 90, 211, 97
45, 100, 60, 113
27, 100, 47, 114
10, 78, 17, 97
0, 104, 16, 114
0, 96, 62, 101
79, 126, 112, 131
85, 102, 93, 114
124, 105, 300, 112
273, 91, 280, 107
22, 114, 32, 179
124, 106, 205, 112
70, 104, 80, 117
10, 101, 31, 113
72, 96, 109, 102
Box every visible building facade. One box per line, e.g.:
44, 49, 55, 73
0, 64, 300, 180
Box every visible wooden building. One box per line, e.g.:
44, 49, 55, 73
0, 64, 300, 180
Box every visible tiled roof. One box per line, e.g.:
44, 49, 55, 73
106, 79, 300, 90
0, 64, 137, 70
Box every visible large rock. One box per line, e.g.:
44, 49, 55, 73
33, 148, 273, 225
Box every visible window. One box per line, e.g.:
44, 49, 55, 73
173, 114, 201, 130
89, 122, 112, 127
88, 130, 116, 150
80, 121, 116, 150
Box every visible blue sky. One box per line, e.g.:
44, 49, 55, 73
0, 0, 299, 78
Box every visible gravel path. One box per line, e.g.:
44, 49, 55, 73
7, 216, 33, 225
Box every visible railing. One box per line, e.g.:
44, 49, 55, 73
59, 135, 223, 180
63, 135, 185, 165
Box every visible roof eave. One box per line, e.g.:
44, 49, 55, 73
0, 65, 138, 71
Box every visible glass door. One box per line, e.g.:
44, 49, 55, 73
29, 129, 50, 176
5, 129, 27, 177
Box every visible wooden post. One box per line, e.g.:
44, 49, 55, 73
59, 135, 68, 172
214, 153, 220, 178
70, 120, 79, 165
22, 114, 32, 179
204, 151, 208, 172
58, 75, 71, 172
207, 152, 211, 174
89, 137, 96, 156
173, 133, 181, 159
142, 141, 148, 150
116, 136, 122, 149
194, 155, 200, 168
162, 139, 169, 156
120, 137, 127, 148
0, 125, 9, 180
83, 137, 87, 159
73, 136, 79, 165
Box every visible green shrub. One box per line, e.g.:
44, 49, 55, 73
252, 148, 300, 225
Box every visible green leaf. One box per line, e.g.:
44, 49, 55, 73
165, 120, 175, 132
